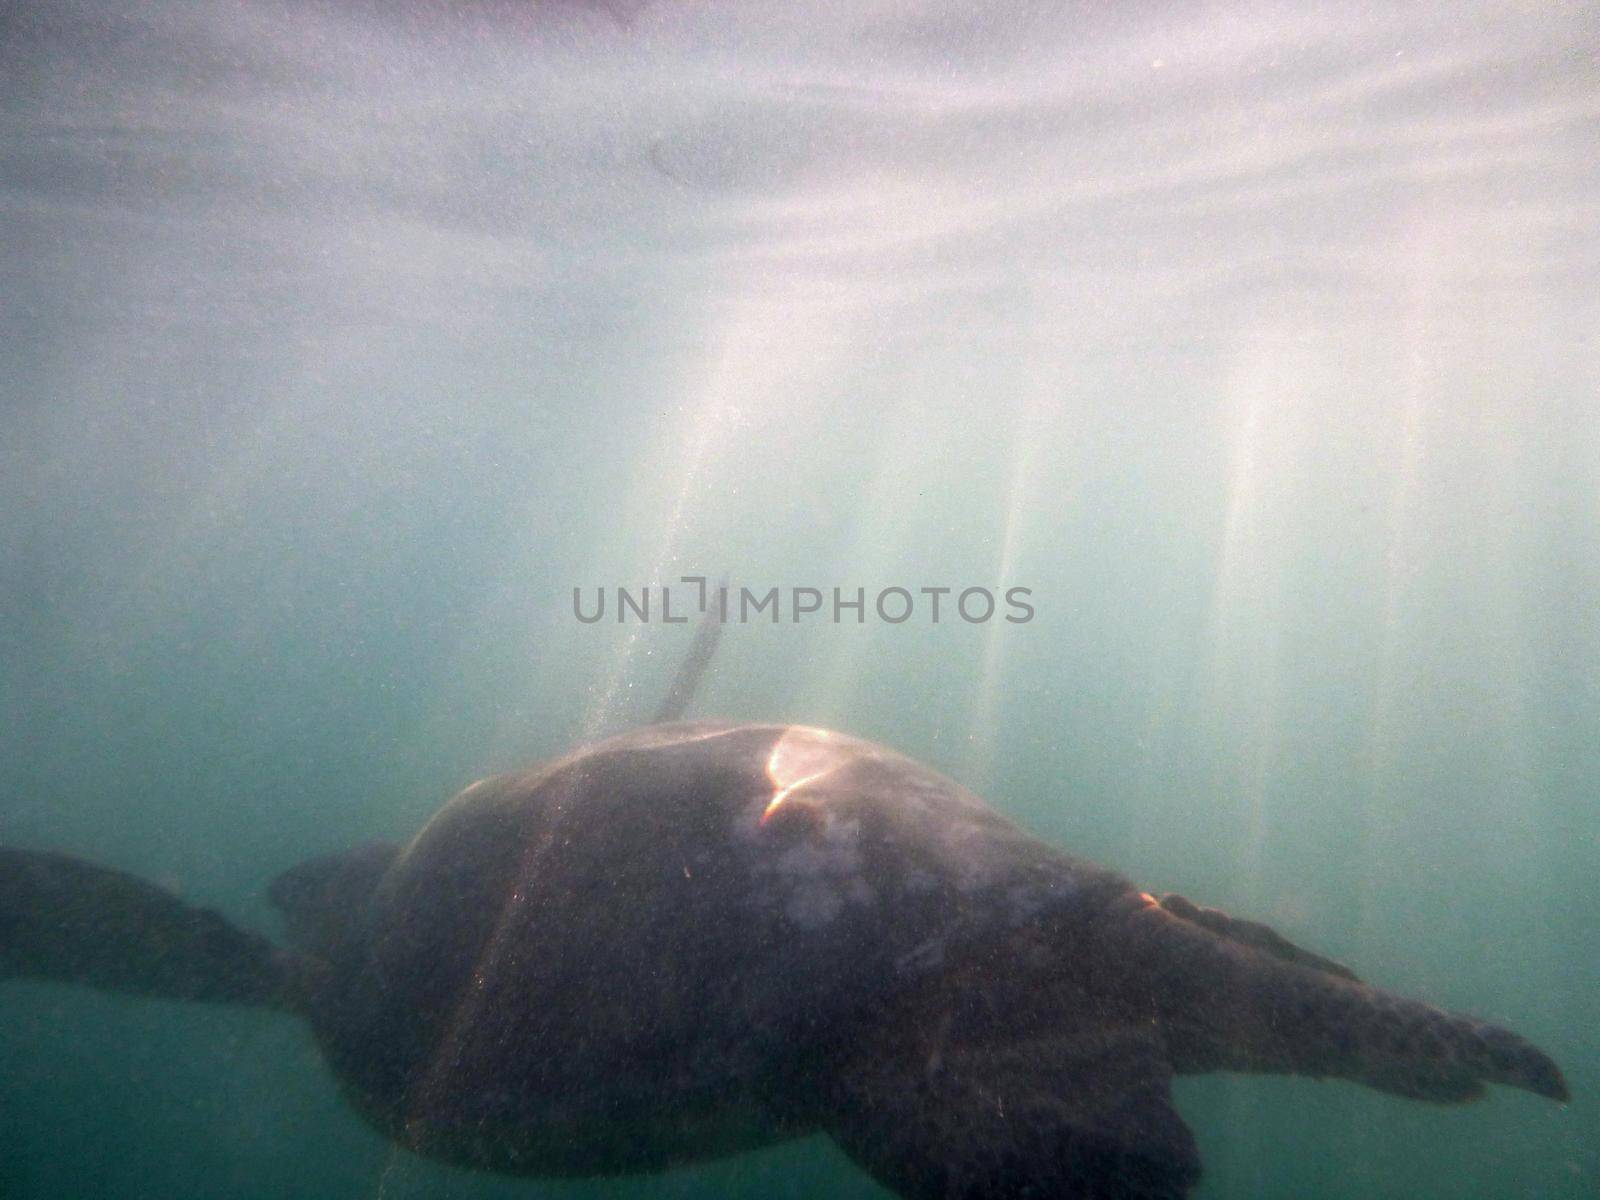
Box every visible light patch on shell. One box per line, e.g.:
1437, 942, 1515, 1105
761, 725, 854, 824
786, 884, 845, 928
895, 936, 946, 974
769, 812, 875, 928
751, 727, 883, 929
622, 724, 752, 753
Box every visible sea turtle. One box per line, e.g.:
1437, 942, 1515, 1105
0, 659, 1570, 1198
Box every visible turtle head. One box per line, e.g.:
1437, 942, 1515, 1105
268, 841, 399, 965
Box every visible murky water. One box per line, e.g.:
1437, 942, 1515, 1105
2, 2, 1595, 1197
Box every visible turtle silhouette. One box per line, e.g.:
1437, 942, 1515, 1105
0, 630, 1569, 1198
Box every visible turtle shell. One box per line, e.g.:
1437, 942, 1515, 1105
306, 722, 1124, 1174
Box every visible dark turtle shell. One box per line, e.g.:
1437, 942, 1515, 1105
304, 721, 1127, 1174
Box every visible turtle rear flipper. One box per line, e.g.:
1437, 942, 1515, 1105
1155, 892, 1360, 982
1117, 892, 1570, 1104
823, 1028, 1201, 1200
0, 847, 292, 1008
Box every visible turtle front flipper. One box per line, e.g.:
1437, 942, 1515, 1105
821, 1027, 1201, 1199
1112, 890, 1569, 1104
649, 579, 727, 724
0, 847, 292, 1009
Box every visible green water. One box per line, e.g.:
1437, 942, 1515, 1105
1, 2, 1594, 1197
